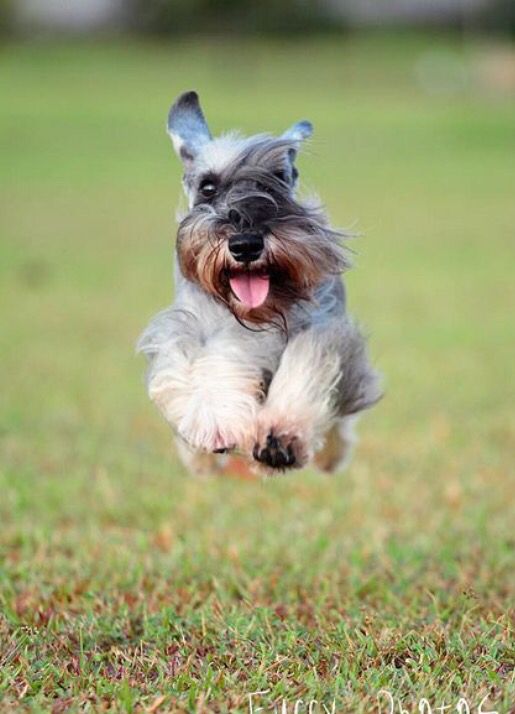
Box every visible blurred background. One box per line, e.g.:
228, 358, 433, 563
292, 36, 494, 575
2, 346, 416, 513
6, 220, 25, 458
6, 0, 515, 35
0, 1, 514, 710
2, 0, 514, 480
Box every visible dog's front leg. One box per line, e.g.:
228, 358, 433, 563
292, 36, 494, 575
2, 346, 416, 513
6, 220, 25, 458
252, 328, 340, 471
152, 349, 265, 453
252, 320, 381, 472
140, 314, 265, 453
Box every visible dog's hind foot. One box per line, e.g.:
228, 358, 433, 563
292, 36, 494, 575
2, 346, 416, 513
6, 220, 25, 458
314, 416, 358, 474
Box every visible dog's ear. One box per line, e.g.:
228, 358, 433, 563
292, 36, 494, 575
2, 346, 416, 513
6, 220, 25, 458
282, 120, 313, 169
282, 120, 313, 144
167, 91, 212, 167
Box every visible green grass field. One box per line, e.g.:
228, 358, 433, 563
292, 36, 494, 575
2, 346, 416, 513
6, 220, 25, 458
0, 33, 514, 712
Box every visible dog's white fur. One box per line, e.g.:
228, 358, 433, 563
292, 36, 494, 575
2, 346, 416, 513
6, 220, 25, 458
139, 274, 379, 474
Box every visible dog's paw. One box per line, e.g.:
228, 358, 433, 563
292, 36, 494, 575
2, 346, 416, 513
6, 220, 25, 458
175, 390, 262, 454
252, 425, 309, 473
253, 432, 296, 469
209, 435, 235, 454
178, 419, 246, 454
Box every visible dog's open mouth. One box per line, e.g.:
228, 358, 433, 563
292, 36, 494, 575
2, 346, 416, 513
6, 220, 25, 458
228, 268, 270, 309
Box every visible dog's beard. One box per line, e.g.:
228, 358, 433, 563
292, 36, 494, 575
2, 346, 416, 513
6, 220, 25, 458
176, 204, 349, 328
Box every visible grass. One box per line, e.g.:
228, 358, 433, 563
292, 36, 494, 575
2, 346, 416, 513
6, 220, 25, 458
0, 32, 514, 713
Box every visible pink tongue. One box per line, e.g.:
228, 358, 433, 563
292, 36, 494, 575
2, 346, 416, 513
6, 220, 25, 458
229, 273, 270, 309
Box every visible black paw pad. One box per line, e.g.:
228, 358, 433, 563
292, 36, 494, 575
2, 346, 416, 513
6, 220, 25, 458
253, 432, 296, 470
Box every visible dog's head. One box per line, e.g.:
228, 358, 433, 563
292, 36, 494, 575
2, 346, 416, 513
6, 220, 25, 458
168, 91, 349, 326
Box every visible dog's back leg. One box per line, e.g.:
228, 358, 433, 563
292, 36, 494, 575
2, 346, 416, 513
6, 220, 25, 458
314, 415, 359, 473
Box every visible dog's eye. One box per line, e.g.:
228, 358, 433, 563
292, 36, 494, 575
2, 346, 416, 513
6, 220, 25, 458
274, 170, 287, 184
199, 180, 217, 199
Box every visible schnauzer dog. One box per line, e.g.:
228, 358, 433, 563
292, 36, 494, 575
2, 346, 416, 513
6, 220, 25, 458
138, 91, 381, 475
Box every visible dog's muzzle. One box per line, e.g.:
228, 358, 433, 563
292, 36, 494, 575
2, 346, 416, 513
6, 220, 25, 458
226, 233, 270, 309
228, 233, 264, 264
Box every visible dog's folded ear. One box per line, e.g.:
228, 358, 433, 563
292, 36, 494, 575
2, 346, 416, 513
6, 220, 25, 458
282, 120, 313, 144
167, 91, 212, 167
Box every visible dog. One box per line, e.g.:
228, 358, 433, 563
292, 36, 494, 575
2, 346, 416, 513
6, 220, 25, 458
138, 91, 381, 475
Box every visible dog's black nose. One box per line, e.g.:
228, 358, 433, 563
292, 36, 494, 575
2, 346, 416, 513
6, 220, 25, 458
228, 233, 264, 263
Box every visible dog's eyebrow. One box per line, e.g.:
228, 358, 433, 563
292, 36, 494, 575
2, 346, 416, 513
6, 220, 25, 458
217, 138, 294, 177
196, 172, 219, 187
